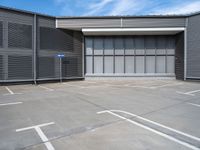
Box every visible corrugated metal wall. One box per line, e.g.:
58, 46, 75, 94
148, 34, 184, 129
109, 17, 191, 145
175, 32, 184, 80
0, 8, 34, 82
56, 17, 186, 30
37, 16, 83, 80
0, 8, 83, 83
187, 14, 200, 79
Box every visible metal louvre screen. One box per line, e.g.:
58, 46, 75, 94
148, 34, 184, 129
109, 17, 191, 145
8, 55, 32, 80
1, 10, 35, 82
62, 57, 78, 77
187, 15, 200, 79
0, 21, 3, 47
8, 23, 32, 49
0, 55, 3, 80
0, 11, 83, 83
38, 25, 83, 80
38, 57, 55, 79
40, 27, 73, 51
85, 36, 175, 76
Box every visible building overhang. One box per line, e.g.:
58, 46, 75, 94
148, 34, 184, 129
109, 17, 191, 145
82, 27, 185, 35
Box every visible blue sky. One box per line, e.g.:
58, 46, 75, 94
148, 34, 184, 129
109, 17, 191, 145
0, 0, 200, 16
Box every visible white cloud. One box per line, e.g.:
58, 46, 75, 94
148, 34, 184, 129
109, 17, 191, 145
83, 0, 114, 15
151, 1, 200, 15
83, 0, 148, 16
54, 0, 200, 16
108, 0, 147, 15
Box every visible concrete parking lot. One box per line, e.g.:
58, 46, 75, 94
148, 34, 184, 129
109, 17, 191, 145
0, 79, 200, 150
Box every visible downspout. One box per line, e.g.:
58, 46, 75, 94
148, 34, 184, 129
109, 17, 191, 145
33, 14, 37, 84
184, 17, 188, 80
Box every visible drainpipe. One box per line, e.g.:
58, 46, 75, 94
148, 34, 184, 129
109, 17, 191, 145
184, 17, 188, 81
33, 14, 37, 84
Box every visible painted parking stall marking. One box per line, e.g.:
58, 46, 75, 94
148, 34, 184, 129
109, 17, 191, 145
4, 86, 22, 96
176, 89, 200, 96
0, 102, 23, 106
149, 82, 183, 89
187, 103, 200, 108
16, 122, 55, 150
38, 85, 54, 91
104, 82, 183, 89
97, 110, 200, 150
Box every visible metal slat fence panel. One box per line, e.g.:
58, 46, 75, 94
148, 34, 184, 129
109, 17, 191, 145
8, 55, 32, 80
8, 23, 32, 49
40, 27, 73, 51
62, 57, 79, 77
187, 15, 200, 79
37, 57, 55, 79
0, 21, 3, 47
0, 10, 83, 83
38, 24, 83, 80
0, 55, 3, 80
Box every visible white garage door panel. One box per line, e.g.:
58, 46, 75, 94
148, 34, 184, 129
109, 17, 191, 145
156, 56, 166, 73
125, 56, 134, 73
104, 37, 114, 55
86, 56, 93, 74
146, 56, 156, 73
115, 38, 124, 55
135, 37, 145, 55
85, 37, 93, 55
94, 38, 103, 55
85, 36, 175, 76
146, 36, 156, 55
125, 37, 134, 55
167, 56, 175, 73
136, 56, 145, 73
94, 56, 103, 73
104, 56, 113, 73
115, 56, 124, 73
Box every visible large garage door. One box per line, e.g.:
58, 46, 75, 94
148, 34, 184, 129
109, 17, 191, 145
85, 36, 175, 76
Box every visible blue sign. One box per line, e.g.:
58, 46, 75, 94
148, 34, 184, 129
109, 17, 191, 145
57, 54, 65, 58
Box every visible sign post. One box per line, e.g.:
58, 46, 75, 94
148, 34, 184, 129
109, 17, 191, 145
57, 54, 65, 83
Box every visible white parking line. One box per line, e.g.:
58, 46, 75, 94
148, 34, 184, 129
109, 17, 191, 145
4, 86, 22, 95
38, 85, 54, 91
176, 89, 200, 96
77, 92, 91, 96
84, 81, 97, 84
16, 122, 55, 150
187, 103, 200, 108
120, 83, 183, 89
0, 102, 23, 106
150, 83, 183, 89
62, 83, 82, 88
125, 85, 153, 89
176, 91, 195, 96
186, 89, 200, 95
5, 86, 14, 94
97, 110, 200, 150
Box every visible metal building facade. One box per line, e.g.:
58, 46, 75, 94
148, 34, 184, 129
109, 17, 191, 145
0, 7, 83, 83
56, 16, 187, 79
187, 14, 200, 79
0, 6, 200, 83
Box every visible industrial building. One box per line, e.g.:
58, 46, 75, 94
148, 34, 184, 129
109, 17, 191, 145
0, 6, 200, 83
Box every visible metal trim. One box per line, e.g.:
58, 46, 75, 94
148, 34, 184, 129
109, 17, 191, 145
184, 18, 188, 80
82, 27, 186, 32
33, 14, 37, 84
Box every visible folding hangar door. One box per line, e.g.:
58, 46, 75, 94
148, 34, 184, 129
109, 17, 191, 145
85, 36, 175, 76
